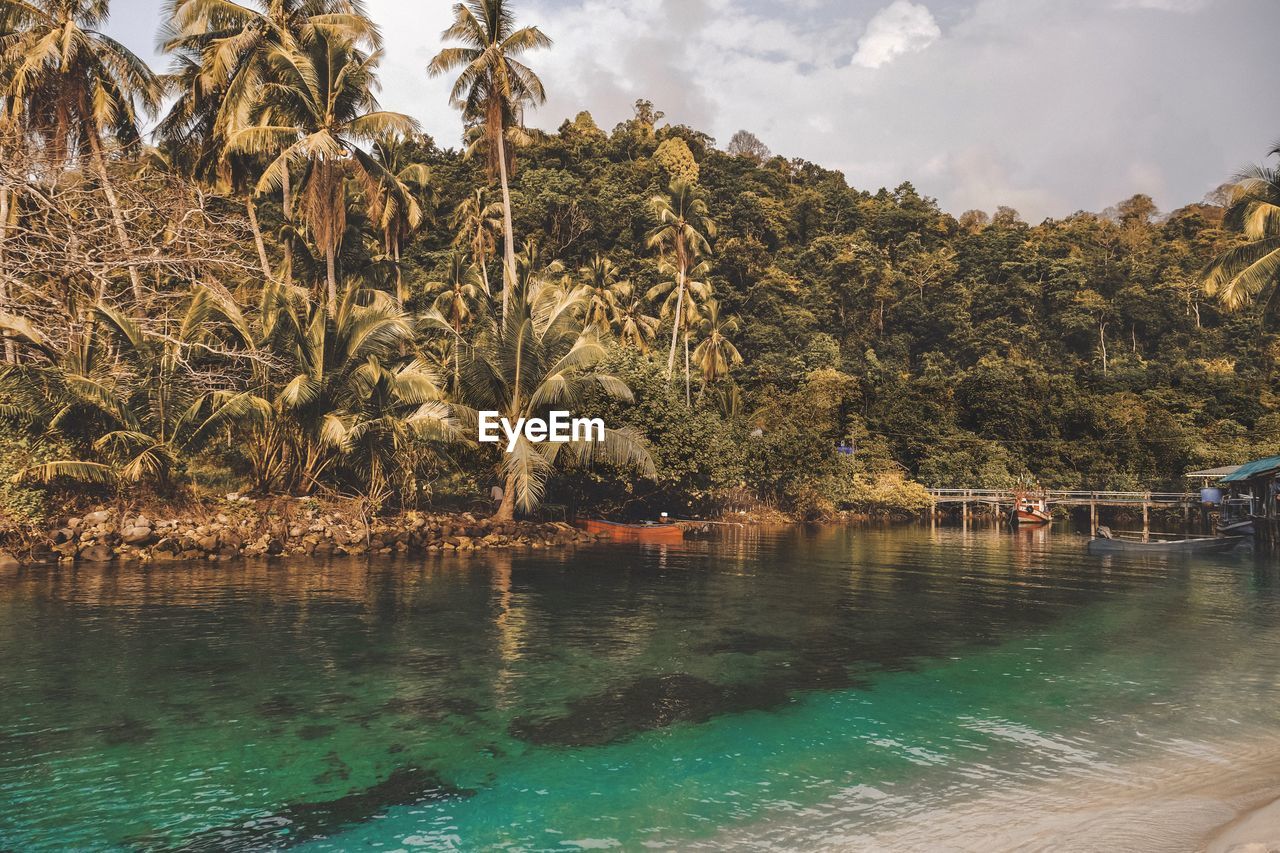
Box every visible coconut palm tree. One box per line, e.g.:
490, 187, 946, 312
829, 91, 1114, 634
691, 299, 741, 395
425, 252, 486, 388
248, 280, 459, 495
648, 256, 712, 404
0, 0, 163, 301
579, 253, 628, 336
451, 187, 502, 295
428, 0, 551, 321
156, 45, 284, 283
612, 282, 659, 353
646, 179, 715, 384
0, 287, 269, 489
160, 0, 378, 289
227, 29, 417, 310
444, 276, 653, 521
369, 133, 432, 302
1205, 147, 1280, 319
160, 0, 380, 139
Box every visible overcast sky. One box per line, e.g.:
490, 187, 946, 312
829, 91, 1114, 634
105, 0, 1280, 221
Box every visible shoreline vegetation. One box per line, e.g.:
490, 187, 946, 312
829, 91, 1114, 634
1, 0, 1278, 560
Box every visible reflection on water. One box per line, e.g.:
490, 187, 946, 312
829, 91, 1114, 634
1, 526, 1278, 850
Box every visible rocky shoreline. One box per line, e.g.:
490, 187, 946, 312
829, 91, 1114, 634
1, 496, 603, 567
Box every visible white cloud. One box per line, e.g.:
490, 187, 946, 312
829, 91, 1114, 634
104, 0, 1280, 221
851, 0, 941, 69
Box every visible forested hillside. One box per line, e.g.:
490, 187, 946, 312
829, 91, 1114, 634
1, 0, 1275, 527
390, 106, 1273, 499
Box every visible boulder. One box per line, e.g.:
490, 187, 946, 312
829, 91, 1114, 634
121, 526, 155, 546
80, 544, 114, 562
83, 510, 112, 526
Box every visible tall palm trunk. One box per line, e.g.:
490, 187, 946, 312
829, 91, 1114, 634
245, 196, 273, 282
394, 241, 405, 303
495, 128, 517, 320
326, 245, 338, 311
495, 470, 517, 521
684, 330, 691, 406
0, 184, 13, 362
85, 127, 143, 302
666, 266, 685, 380
281, 167, 293, 287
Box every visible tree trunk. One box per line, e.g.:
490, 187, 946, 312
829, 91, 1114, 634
494, 470, 517, 521
1099, 321, 1108, 375
326, 244, 338, 312
281, 164, 293, 218
495, 129, 517, 321
281, 167, 293, 287
85, 129, 143, 302
394, 241, 405, 303
245, 196, 273, 282
684, 330, 691, 406
666, 267, 685, 380
0, 184, 13, 362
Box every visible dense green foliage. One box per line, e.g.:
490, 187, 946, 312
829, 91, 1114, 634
0, 0, 1276, 526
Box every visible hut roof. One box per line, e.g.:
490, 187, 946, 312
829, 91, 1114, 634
1185, 464, 1242, 480
1221, 456, 1280, 483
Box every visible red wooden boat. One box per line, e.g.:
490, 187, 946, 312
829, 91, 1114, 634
575, 518, 688, 543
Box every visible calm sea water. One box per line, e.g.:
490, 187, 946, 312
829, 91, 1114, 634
3, 525, 1280, 851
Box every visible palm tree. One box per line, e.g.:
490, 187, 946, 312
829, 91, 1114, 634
227, 29, 417, 310
612, 282, 659, 353
1205, 146, 1280, 319
160, 0, 380, 139
0, 0, 163, 301
451, 187, 502, 295
156, 45, 283, 283
690, 299, 741, 396
428, 0, 551, 321
648, 256, 712, 403
248, 281, 458, 495
579, 253, 628, 335
370, 133, 432, 302
445, 276, 653, 521
425, 252, 486, 388
646, 179, 715, 386
0, 287, 269, 489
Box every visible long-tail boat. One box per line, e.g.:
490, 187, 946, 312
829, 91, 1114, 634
575, 518, 689, 544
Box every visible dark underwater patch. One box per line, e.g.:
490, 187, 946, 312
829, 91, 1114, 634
94, 715, 156, 746
508, 672, 791, 747
296, 724, 334, 741
254, 694, 303, 719
174, 766, 473, 851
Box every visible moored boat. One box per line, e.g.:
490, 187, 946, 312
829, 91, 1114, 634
1087, 530, 1244, 555
1216, 517, 1256, 537
1008, 494, 1052, 526
574, 518, 688, 544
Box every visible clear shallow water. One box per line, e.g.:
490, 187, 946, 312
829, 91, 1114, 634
2, 525, 1280, 850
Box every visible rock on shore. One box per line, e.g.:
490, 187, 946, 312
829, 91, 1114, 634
11, 499, 600, 566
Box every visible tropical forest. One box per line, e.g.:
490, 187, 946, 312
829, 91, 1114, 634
1, 0, 1278, 536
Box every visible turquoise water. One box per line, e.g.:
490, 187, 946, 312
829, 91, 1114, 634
2, 525, 1280, 850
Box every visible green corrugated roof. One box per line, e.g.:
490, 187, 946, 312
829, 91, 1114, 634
1221, 455, 1280, 482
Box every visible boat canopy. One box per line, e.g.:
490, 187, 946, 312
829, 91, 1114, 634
1221, 456, 1280, 483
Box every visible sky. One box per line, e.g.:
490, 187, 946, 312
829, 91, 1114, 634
105, 0, 1280, 221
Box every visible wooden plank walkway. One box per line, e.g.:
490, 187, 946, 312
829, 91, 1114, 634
926, 488, 1202, 533
927, 489, 1197, 507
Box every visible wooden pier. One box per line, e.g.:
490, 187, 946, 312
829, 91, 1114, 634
926, 489, 1201, 533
